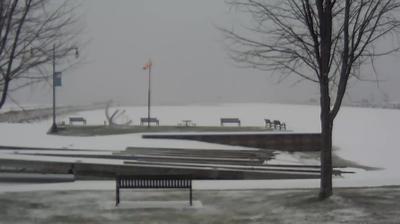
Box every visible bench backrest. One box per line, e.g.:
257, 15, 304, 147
69, 117, 86, 122
141, 117, 159, 123
221, 118, 240, 123
117, 176, 191, 189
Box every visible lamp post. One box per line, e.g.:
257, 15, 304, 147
49, 44, 79, 133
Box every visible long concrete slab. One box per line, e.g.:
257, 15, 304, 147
0, 158, 322, 180
0, 173, 74, 183
142, 133, 322, 151
123, 146, 273, 158
16, 152, 267, 166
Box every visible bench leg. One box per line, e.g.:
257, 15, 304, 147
116, 186, 120, 206
189, 187, 192, 206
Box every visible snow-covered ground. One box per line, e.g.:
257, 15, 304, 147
0, 103, 399, 191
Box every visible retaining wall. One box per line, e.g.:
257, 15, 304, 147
143, 133, 322, 151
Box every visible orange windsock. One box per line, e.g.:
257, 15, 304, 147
143, 60, 152, 70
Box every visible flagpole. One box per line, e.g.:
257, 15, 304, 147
147, 61, 151, 128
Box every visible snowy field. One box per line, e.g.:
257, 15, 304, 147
1, 187, 400, 224
0, 103, 399, 191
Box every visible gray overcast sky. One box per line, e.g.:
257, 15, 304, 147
12, 0, 400, 106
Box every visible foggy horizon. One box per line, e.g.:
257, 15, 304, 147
7, 0, 400, 108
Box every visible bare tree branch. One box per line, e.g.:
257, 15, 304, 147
0, 0, 82, 109
221, 0, 400, 199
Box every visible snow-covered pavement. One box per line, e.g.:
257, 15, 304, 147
0, 103, 399, 191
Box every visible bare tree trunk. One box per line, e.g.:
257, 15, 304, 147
221, 0, 400, 200
317, 0, 334, 199
319, 78, 333, 199
0, 80, 10, 109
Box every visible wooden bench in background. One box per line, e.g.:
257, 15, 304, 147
69, 117, 87, 125
220, 118, 241, 127
115, 175, 193, 206
140, 117, 159, 126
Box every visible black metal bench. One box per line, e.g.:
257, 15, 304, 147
220, 118, 241, 126
140, 117, 159, 126
69, 117, 86, 125
115, 175, 193, 206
